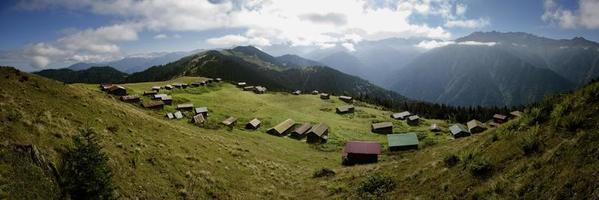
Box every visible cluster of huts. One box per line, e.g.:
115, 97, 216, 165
101, 81, 523, 167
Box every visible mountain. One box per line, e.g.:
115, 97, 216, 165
67, 50, 200, 73
389, 32, 599, 106
126, 46, 406, 101
275, 54, 322, 68
457, 31, 599, 86
309, 38, 425, 87
33, 66, 127, 84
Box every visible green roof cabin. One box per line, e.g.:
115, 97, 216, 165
449, 124, 470, 138
387, 133, 419, 151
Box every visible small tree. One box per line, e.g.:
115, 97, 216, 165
61, 129, 115, 200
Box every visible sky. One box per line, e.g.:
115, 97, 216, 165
0, 0, 598, 71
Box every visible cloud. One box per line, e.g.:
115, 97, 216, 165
154, 34, 168, 39
6, 0, 489, 69
341, 42, 356, 51
415, 40, 455, 49
299, 13, 347, 26
445, 18, 490, 28
415, 40, 497, 49
206, 34, 271, 46
542, 0, 599, 29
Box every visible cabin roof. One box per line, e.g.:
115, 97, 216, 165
176, 103, 194, 109
293, 123, 312, 135
343, 141, 381, 155
387, 133, 419, 147
449, 124, 469, 135
308, 123, 328, 136
467, 119, 485, 129
391, 111, 411, 119
174, 111, 183, 119
222, 117, 237, 125
142, 101, 164, 108
272, 119, 295, 134
336, 105, 354, 112
194, 107, 208, 113
372, 122, 393, 130
247, 118, 261, 127
408, 115, 420, 121
493, 114, 508, 120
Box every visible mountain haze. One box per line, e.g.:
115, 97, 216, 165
67, 50, 200, 73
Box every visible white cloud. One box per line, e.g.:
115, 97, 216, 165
154, 34, 168, 39
415, 40, 455, 49
458, 41, 497, 46
542, 0, 599, 29
341, 42, 356, 51
445, 18, 489, 28
415, 40, 497, 50
6, 0, 490, 69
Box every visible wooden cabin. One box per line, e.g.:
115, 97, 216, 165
336, 105, 355, 114
176, 103, 194, 111
161, 96, 173, 105
243, 86, 255, 91
312, 90, 319, 95
222, 117, 237, 127
143, 90, 157, 96
371, 122, 393, 134
290, 123, 312, 139
510, 111, 523, 118
320, 93, 330, 99
142, 101, 164, 109
449, 124, 471, 138
407, 115, 420, 126
245, 118, 261, 129
166, 112, 174, 119
191, 114, 206, 126
153, 94, 168, 100
292, 90, 301, 95
100, 83, 113, 91
339, 96, 353, 103
120, 95, 140, 103
306, 123, 329, 144
467, 120, 487, 134
254, 86, 267, 94
342, 141, 381, 166
173, 111, 184, 119
194, 107, 209, 118
387, 133, 419, 151
267, 119, 295, 136
151, 86, 161, 92
107, 85, 127, 96
391, 111, 411, 120
237, 82, 247, 87
165, 85, 173, 90
493, 114, 508, 124
429, 123, 441, 132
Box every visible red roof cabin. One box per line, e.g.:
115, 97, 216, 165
342, 141, 381, 166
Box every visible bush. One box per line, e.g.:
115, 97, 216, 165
519, 132, 541, 155
467, 157, 493, 178
443, 154, 460, 167
357, 173, 396, 198
313, 168, 336, 178
61, 129, 115, 200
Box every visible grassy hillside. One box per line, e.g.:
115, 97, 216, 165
1, 67, 448, 199
3, 66, 597, 199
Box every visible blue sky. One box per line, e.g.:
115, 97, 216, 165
0, 0, 598, 71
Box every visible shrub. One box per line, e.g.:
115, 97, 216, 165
467, 157, 493, 178
357, 173, 396, 198
61, 129, 115, 200
313, 168, 336, 178
519, 132, 541, 155
443, 154, 460, 167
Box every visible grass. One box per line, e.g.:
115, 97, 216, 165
3, 68, 598, 199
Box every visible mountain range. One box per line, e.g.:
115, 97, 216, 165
387, 32, 599, 106
34, 31, 599, 107
67, 50, 201, 73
